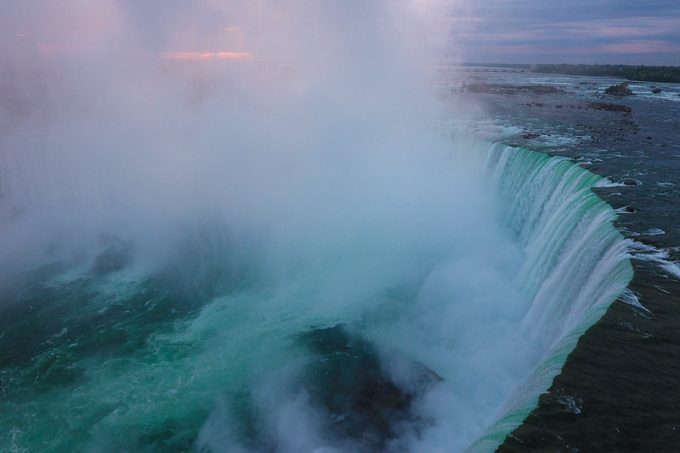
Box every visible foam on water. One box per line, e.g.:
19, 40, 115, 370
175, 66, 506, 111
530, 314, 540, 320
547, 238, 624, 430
629, 241, 680, 280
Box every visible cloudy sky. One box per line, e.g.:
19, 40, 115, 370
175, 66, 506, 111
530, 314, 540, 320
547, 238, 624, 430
2, 0, 679, 68
450, 0, 680, 64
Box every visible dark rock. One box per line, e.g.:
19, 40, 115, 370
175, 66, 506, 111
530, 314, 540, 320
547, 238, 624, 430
605, 83, 633, 96
524, 85, 562, 94
296, 324, 441, 448
522, 132, 541, 140
622, 178, 643, 186
465, 83, 562, 95
589, 102, 632, 113
652, 88, 662, 94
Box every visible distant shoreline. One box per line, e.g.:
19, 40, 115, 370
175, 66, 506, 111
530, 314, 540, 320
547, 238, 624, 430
460, 63, 680, 84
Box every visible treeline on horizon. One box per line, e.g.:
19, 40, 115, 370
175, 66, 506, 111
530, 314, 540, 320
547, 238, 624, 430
464, 63, 680, 83
534, 64, 680, 83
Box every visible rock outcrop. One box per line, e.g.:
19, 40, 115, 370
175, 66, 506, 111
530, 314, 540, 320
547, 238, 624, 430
604, 83, 633, 96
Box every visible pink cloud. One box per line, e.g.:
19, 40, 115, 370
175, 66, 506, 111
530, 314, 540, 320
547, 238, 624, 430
163, 51, 253, 61
600, 40, 680, 54
36, 42, 74, 57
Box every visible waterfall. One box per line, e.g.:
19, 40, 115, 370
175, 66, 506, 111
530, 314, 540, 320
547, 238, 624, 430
469, 143, 633, 451
0, 139, 634, 452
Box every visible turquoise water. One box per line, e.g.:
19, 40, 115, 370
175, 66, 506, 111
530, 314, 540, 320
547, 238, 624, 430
0, 141, 632, 452
471, 144, 633, 451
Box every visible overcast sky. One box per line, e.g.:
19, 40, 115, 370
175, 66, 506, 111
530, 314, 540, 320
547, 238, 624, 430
2, 1, 679, 68
449, 0, 680, 65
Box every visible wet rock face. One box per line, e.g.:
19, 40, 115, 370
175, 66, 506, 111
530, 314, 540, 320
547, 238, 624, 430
604, 83, 633, 96
297, 325, 441, 449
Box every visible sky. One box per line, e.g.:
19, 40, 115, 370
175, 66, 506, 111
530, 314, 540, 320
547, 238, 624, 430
1, 0, 680, 69
449, 0, 680, 64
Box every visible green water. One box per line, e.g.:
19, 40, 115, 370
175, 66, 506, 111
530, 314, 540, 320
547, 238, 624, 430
0, 142, 632, 452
